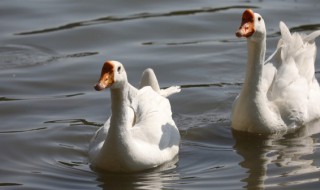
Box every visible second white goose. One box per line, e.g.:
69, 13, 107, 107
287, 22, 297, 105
231, 9, 320, 134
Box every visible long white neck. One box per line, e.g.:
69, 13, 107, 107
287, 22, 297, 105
109, 82, 137, 135
96, 81, 138, 166
241, 36, 266, 98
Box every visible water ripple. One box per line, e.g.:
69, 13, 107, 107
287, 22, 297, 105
0, 44, 98, 69
0, 183, 22, 187
0, 127, 47, 134
0, 97, 21, 102
291, 23, 320, 33
0, 93, 85, 103
165, 82, 242, 89
142, 37, 240, 46
16, 5, 259, 36
44, 119, 103, 127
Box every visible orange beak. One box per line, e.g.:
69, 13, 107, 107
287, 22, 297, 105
235, 9, 255, 38
94, 61, 115, 91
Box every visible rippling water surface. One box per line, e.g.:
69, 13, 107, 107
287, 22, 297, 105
1, 0, 320, 189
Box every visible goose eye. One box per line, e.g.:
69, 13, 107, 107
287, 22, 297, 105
117, 66, 121, 73
258, 17, 261, 21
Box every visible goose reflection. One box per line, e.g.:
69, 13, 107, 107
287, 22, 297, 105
232, 121, 320, 189
93, 156, 179, 190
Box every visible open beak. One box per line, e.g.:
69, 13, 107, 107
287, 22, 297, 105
235, 9, 255, 38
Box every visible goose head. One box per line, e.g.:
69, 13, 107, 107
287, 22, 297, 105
236, 9, 266, 41
94, 60, 127, 91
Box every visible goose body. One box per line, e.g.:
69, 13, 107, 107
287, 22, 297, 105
231, 9, 320, 134
89, 61, 180, 172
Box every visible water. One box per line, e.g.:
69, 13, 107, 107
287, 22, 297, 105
1, 0, 320, 189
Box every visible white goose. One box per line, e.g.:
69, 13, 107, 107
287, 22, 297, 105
231, 9, 320, 134
89, 60, 181, 172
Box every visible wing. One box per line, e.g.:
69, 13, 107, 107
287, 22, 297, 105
139, 68, 181, 97
278, 21, 319, 84
262, 46, 281, 97
270, 22, 320, 97
159, 86, 181, 97
139, 68, 161, 93
130, 86, 180, 148
88, 118, 110, 160
266, 22, 320, 127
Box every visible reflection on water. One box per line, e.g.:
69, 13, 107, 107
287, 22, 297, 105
95, 157, 179, 190
233, 121, 320, 189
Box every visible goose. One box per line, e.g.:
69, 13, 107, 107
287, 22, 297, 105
231, 9, 320, 134
88, 60, 181, 172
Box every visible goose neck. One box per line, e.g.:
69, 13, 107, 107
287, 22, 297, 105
109, 82, 137, 133
243, 37, 266, 96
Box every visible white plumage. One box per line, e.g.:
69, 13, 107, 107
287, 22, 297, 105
231, 9, 320, 134
89, 60, 180, 172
